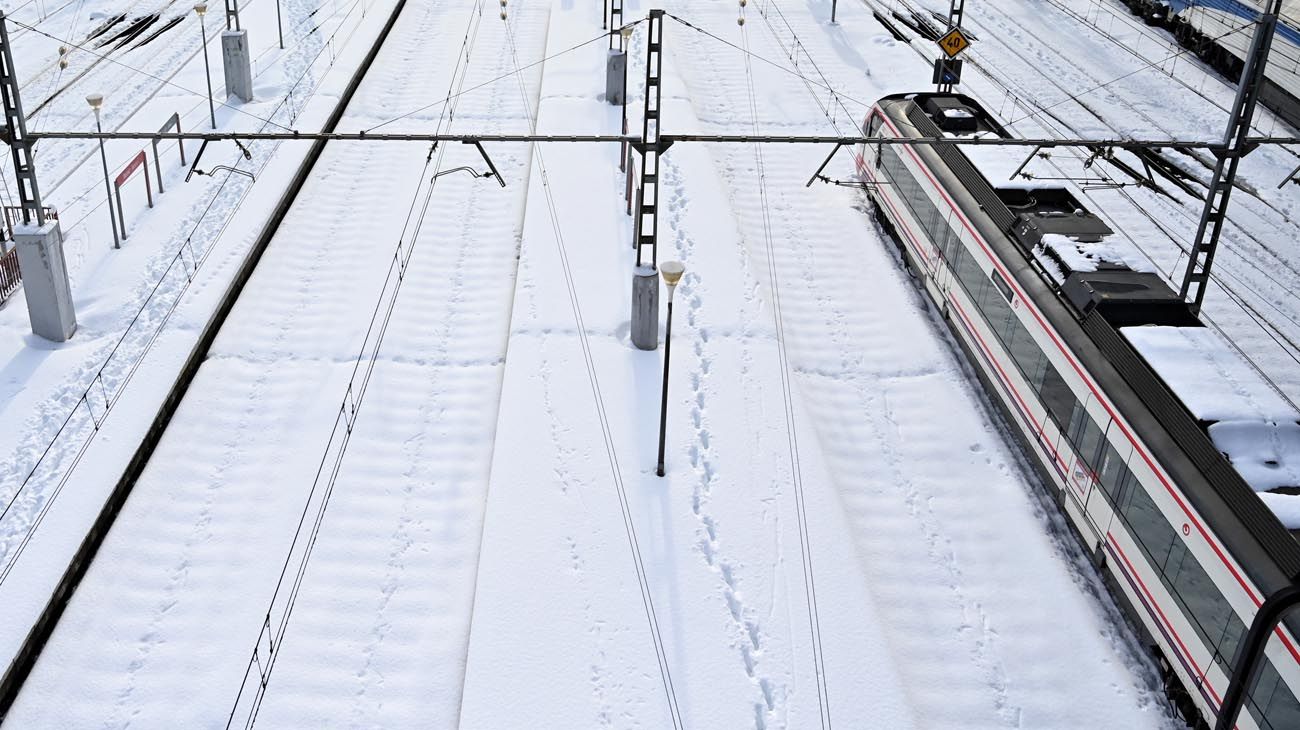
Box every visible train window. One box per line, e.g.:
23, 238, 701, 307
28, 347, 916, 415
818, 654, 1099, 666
1120, 483, 1178, 575
1067, 403, 1106, 473
1114, 467, 1139, 512
1110, 467, 1262, 695
1039, 365, 1076, 430
990, 270, 1014, 304
1005, 320, 1046, 391
1214, 614, 1244, 672
956, 245, 986, 302
866, 114, 883, 137
942, 226, 962, 263
1246, 657, 1300, 730
1096, 439, 1130, 502
1165, 544, 1242, 675
979, 276, 1015, 343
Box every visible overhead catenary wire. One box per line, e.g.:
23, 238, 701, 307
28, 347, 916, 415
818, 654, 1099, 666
361, 23, 635, 133
0, 0, 384, 589
750, 0, 856, 134
736, 7, 832, 728
224, 1, 490, 725
1001, 16, 1267, 127
498, 10, 685, 730
8, 16, 298, 131
863, 0, 1300, 405
945, 0, 1300, 405
667, 11, 873, 112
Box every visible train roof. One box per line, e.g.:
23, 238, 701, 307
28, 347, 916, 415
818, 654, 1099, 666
882, 92, 1300, 547
890, 93, 1159, 281
1123, 326, 1300, 528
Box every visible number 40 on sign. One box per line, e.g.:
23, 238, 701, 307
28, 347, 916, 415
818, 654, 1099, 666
937, 28, 970, 58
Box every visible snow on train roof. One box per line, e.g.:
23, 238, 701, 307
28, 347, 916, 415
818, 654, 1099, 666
1040, 233, 1158, 276
1122, 326, 1297, 422
956, 131, 1035, 183
916, 99, 1160, 279
1122, 325, 1300, 528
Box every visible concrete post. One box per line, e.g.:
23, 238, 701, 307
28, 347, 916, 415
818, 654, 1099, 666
221, 29, 253, 102
606, 49, 627, 106
15, 221, 76, 341
632, 264, 658, 350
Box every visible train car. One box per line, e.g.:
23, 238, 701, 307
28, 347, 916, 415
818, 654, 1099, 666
856, 92, 1300, 729
1123, 0, 1300, 130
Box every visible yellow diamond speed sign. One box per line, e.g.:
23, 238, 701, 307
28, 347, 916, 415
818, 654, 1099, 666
937, 28, 970, 59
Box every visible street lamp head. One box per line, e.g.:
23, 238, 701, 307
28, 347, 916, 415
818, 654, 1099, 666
620, 24, 633, 41
194, 2, 207, 16
660, 260, 685, 293
85, 93, 104, 111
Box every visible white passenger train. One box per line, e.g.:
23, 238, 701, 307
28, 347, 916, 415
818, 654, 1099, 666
857, 93, 1300, 729
1124, 0, 1300, 130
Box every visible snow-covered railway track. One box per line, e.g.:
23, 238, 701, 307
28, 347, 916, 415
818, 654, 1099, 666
867, 0, 1300, 399
656, 2, 1177, 726
2, 0, 547, 723
953, 0, 1300, 395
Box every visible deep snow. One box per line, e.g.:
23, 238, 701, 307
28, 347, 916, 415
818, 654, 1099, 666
8, 0, 1300, 726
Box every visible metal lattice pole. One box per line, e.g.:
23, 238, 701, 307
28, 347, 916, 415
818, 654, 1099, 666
939, 0, 966, 94
1179, 0, 1281, 315
609, 0, 623, 49
0, 12, 46, 226
634, 9, 668, 267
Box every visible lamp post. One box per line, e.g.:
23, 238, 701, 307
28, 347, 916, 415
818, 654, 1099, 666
195, 3, 216, 129
656, 260, 685, 477
86, 93, 120, 250
275, 0, 284, 49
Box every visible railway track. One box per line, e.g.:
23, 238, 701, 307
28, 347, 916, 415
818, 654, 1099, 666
864, 0, 1300, 394
0, 0, 380, 596
960, 1, 1300, 337
0, 0, 409, 715
1, 0, 552, 722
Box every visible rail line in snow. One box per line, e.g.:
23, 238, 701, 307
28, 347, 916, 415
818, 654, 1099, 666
0, 0, 409, 714
864, 0, 1300, 400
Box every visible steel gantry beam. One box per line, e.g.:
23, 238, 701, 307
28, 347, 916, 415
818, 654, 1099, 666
1179, 0, 1283, 315
22, 130, 1249, 152
0, 12, 45, 226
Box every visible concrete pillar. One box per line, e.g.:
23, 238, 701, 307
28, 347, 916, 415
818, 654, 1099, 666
632, 264, 659, 351
15, 221, 76, 342
606, 49, 627, 106
222, 29, 253, 103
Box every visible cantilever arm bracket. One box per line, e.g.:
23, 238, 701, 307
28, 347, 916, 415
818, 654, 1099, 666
464, 140, 506, 187
185, 139, 211, 183
806, 143, 844, 187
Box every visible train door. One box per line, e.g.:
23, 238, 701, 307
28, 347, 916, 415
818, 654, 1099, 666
1061, 395, 1112, 543
1084, 422, 1131, 539
859, 112, 884, 176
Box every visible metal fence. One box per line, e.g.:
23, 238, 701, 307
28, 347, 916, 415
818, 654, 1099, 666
0, 247, 19, 304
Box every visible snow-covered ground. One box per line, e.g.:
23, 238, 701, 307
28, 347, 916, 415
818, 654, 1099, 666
0, 0, 394, 649
7, 0, 1300, 726
4, 0, 548, 725
461, 1, 1174, 728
